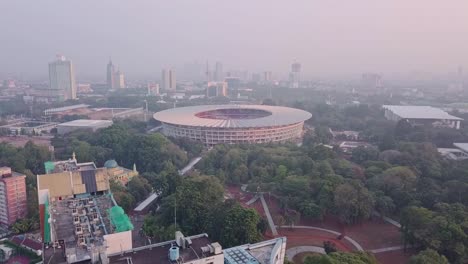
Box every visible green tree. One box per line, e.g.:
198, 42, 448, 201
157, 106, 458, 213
408, 249, 449, 264
334, 181, 375, 224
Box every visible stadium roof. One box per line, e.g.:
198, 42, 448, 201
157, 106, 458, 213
153, 105, 312, 128
383, 105, 463, 120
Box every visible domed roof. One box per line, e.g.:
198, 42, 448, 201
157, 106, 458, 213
104, 159, 118, 168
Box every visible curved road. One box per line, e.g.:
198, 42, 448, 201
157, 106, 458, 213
286, 246, 325, 260
277, 225, 364, 251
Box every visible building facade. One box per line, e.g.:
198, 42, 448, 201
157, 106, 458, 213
162, 69, 176, 91
106, 60, 115, 90
48, 55, 77, 101
289, 62, 301, 88
206, 82, 227, 98
0, 167, 27, 225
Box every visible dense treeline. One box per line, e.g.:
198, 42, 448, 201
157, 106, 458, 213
197, 103, 468, 263
49, 122, 265, 246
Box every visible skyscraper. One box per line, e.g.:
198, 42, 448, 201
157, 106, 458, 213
162, 69, 176, 91
214, 61, 224, 82
289, 62, 301, 88
48, 55, 77, 100
107, 59, 116, 90
115, 70, 125, 89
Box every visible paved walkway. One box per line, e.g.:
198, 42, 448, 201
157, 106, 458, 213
278, 225, 364, 251
370, 245, 406, 254
178, 156, 202, 175
286, 246, 325, 260
373, 212, 401, 228
260, 194, 278, 236
245, 194, 260, 205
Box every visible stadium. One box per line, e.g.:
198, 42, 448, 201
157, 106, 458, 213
153, 105, 312, 145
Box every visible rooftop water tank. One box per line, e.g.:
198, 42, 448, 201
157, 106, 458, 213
169, 246, 179, 261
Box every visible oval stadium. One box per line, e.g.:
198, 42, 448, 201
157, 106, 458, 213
153, 105, 312, 145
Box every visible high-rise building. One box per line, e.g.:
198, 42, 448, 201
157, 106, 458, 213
289, 62, 301, 88
162, 69, 176, 91
115, 70, 125, 89
225, 77, 241, 97
0, 167, 27, 225
49, 55, 77, 100
206, 82, 227, 98
361, 73, 383, 91
214, 61, 223, 82
106, 59, 116, 90
263, 71, 273, 83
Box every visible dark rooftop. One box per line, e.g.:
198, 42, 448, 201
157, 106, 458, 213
108, 234, 215, 264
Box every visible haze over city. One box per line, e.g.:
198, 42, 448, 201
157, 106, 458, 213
1, 0, 468, 79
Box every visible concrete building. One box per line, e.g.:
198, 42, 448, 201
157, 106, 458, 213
162, 69, 176, 91
289, 62, 301, 88
0, 167, 27, 225
107, 231, 287, 264
106, 60, 115, 90
38, 156, 134, 264
206, 82, 227, 98
383, 105, 463, 129
115, 70, 125, 89
49, 55, 77, 101
361, 73, 383, 92
214, 61, 223, 82
154, 105, 312, 146
0, 120, 58, 135
57, 119, 113, 134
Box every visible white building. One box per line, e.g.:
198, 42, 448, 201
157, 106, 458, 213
57, 119, 113, 134
383, 105, 462, 129
49, 55, 77, 101
289, 62, 301, 88
206, 82, 227, 98
162, 69, 176, 91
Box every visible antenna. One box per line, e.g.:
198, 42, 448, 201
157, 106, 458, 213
174, 195, 177, 229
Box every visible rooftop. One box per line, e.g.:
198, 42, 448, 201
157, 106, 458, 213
383, 105, 463, 120
454, 143, 468, 152
108, 233, 216, 264
57, 119, 113, 127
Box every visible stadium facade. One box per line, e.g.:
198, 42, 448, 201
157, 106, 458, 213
153, 105, 312, 145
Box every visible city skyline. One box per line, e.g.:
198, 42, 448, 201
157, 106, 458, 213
1, 1, 467, 79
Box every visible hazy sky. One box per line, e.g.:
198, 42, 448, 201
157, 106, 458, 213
1, 0, 467, 79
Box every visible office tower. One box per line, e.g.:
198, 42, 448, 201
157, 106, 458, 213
206, 82, 227, 98
225, 77, 241, 97
115, 70, 125, 89
107, 59, 116, 90
0, 167, 27, 225
49, 55, 77, 100
361, 73, 383, 90
214, 61, 223, 82
289, 62, 301, 88
162, 69, 176, 91
263, 71, 272, 83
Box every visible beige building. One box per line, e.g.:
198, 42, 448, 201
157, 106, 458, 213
49, 55, 77, 101
103, 160, 138, 185
162, 68, 176, 91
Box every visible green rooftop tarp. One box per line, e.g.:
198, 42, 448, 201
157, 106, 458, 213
108, 206, 134, 232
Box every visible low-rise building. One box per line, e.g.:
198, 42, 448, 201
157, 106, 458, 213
38, 156, 134, 264
103, 160, 138, 186
0, 167, 27, 225
107, 231, 287, 264
383, 105, 463, 129
56, 119, 113, 134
